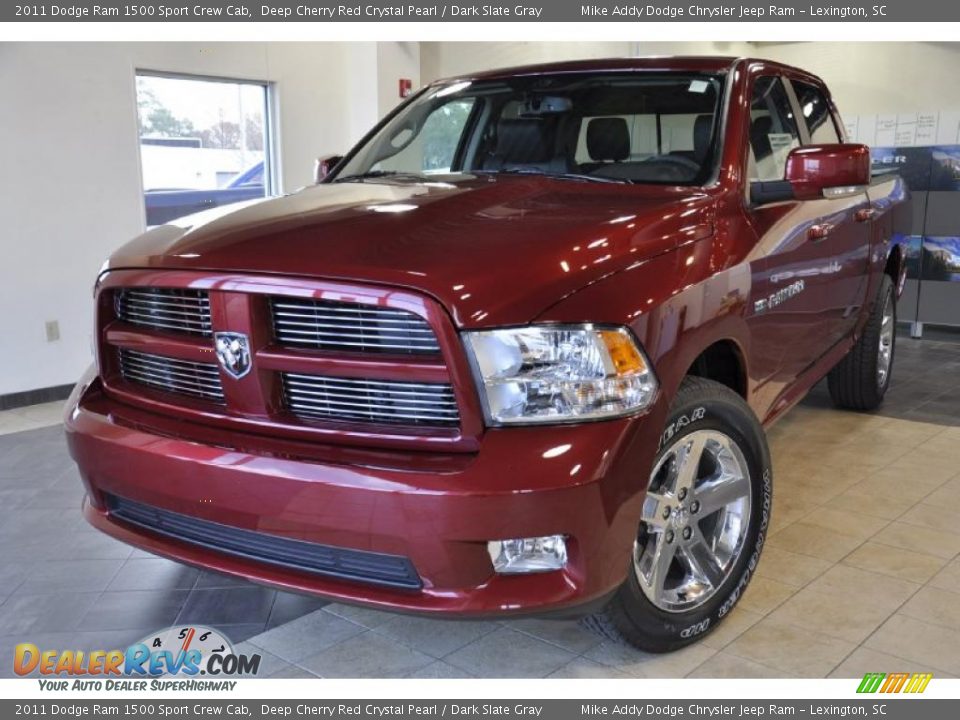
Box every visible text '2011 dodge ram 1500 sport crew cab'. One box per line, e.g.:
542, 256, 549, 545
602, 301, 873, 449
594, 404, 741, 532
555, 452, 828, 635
66, 57, 909, 652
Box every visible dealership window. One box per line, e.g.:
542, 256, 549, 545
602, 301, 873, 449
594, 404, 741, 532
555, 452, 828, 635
135, 73, 273, 227
747, 76, 801, 182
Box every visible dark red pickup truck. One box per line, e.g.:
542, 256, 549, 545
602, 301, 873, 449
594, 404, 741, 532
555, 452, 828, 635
66, 57, 909, 652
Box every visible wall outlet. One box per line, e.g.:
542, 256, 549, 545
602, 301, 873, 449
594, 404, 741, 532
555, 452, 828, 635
45, 320, 60, 342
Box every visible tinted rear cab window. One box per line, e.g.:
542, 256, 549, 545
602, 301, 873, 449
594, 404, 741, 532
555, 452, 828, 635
792, 79, 842, 144
747, 76, 802, 182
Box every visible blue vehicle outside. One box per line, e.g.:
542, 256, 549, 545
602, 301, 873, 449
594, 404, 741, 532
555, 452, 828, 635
144, 161, 265, 226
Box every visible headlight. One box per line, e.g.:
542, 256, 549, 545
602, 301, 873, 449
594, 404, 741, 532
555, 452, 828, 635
463, 325, 658, 425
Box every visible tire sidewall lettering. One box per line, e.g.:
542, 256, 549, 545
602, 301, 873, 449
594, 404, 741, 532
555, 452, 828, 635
679, 618, 711, 638
658, 406, 706, 451
718, 466, 771, 619
608, 380, 773, 652
653, 402, 772, 634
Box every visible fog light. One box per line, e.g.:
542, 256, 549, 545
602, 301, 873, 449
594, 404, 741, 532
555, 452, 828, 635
487, 535, 568, 574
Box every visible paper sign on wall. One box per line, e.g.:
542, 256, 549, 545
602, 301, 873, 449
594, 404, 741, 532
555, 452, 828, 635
895, 113, 918, 146
856, 115, 877, 146
876, 114, 898, 146
843, 116, 858, 142
917, 113, 939, 145
848, 111, 957, 148
936, 111, 960, 145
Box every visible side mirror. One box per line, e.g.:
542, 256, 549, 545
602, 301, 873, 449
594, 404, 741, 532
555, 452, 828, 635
751, 144, 871, 205
314, 154, 344, 184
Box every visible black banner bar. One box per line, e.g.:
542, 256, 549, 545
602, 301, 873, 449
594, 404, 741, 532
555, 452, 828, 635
5, 0, 960, 23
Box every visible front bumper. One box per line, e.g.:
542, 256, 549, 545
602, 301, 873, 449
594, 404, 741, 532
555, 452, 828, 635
65, 370, 665, 617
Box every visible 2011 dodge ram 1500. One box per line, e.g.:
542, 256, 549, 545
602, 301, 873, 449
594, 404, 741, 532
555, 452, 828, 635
66, 57, 910, 652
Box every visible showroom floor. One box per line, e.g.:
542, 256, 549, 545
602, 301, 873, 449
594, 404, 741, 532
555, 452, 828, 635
2, 332, 960, 679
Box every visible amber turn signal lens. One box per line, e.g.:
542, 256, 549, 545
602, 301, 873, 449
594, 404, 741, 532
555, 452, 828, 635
598, 329, 647, 375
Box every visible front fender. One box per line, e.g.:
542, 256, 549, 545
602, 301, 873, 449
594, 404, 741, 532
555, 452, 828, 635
534, 239, 753, 407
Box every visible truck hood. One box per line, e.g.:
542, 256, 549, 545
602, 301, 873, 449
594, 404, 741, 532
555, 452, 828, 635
105, 175, 715, 327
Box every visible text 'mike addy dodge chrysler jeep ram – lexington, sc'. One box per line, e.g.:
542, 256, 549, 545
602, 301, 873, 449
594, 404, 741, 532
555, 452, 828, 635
65, 57, 909, 652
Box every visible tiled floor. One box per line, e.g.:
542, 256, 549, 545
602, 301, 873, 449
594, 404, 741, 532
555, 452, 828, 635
0, 400, 67, 435
2, 332, 960, 678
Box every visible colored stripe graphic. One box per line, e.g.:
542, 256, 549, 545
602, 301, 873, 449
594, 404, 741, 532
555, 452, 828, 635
857, 672, 932, 693
857, 673, 885, 693
906, 673, 933, 693
881, 673, 909, 693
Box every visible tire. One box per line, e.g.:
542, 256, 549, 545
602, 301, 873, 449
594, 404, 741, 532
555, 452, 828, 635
581, 376, 773, 653
827, 275, 896, 411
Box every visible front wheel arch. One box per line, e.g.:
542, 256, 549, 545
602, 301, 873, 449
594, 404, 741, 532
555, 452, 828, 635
685, 338, 749, 400
582, 375, 772, 652
885, 244, 906, 298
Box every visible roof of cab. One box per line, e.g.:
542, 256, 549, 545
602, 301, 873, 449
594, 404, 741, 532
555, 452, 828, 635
433, 56, 822, 85
437, 56, 742, 84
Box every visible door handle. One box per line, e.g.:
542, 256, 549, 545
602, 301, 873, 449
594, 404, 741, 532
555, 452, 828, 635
807, 223, 834, 241
855, 207, 876, 222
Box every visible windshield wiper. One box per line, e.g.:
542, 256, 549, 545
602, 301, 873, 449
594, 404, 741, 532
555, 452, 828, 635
332, 170, 431, 183
475, 168, 630, 185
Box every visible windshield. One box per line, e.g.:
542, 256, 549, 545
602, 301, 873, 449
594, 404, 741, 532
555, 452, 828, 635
334, 72, 725, 186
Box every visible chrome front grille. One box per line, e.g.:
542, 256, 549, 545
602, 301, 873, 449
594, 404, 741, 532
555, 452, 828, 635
282, 373, 460, 426
104, 277, 466, 435
270, 297, 440, 354
116, 288, 212, 337
119, 348, 225, 404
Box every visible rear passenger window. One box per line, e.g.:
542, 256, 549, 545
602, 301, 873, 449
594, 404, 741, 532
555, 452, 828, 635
573, 113, 712, 162
747, 76, 801, 182
792, 79, 842, 144
574, 115, 658, 162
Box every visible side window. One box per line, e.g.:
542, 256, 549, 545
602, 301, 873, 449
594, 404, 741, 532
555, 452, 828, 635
660, 114, 704, 154
574, 114, 658, 163
378, 99, 475, 174
747, 76, 802, 182
574, 113, 707, 163
792, 80, 842, 144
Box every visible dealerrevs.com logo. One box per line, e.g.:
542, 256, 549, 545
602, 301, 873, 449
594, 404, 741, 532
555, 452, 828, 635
14, 625, 261, 690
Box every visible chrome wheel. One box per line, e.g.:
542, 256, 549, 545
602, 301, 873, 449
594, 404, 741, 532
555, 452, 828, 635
877, 292, 894, 390
634, 430, 752, 613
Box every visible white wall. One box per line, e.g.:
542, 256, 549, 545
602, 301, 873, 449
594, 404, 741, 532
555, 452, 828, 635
420, 41, 634, 83
632, 41, 755, 59
0, 42, 380, 396
344, 43, 382, 147
377, 42, 421, 118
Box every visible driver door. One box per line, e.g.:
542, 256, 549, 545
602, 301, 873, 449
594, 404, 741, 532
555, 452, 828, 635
744, 74, 868, 394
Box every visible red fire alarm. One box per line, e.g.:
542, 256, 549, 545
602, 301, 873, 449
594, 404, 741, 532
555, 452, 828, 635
399, 79, 413, 98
